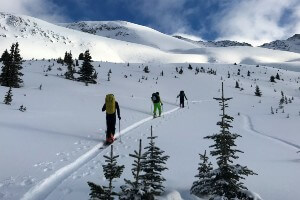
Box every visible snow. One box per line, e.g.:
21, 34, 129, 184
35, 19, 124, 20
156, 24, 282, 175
0, 12, 300, 200
1, 59, 300, 200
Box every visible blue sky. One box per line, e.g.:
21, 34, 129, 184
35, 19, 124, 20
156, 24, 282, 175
1, 0, 300, 46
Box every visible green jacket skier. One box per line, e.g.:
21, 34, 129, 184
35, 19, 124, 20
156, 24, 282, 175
151, 92, 163, 117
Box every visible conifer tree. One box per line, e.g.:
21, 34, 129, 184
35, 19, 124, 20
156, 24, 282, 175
0, 49, 11, 86
4, 87, 13, 105
254, 85, 262, 97
0, 43, 23, 88
205, 83, 256, 199
270, 76, 276, 82
191, 150, 214, 197
64, 51, 75, 80
275, 73, 280, 80
0, 49, 10, 63
120, 139, 146, 200
247, 70, 250, 76
235, 81, 240, 88
78, 50, 97, 84
78, 53, 84, 60
87, 145, 124, 200
141, 126, 169, 199
279, 91, 284, 109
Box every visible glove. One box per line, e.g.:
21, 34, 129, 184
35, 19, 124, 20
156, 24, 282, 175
118, 116, 121, 120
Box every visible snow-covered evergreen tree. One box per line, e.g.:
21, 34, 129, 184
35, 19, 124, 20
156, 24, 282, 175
87, 145, 124, 200
120, 139, 146, 200
254, 85, 262, 97
4, 87, 13, 105
205, 83, 257, 199
191, 150, 214, 198
141, 126, 169, 199
78, 50, 97, 84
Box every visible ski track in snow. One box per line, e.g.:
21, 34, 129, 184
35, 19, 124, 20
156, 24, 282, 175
21, 107, 180, 200
242, 114, 300, 151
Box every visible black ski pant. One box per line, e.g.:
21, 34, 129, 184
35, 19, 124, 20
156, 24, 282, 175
106, 114, 116, 138
180, 100, 185, 108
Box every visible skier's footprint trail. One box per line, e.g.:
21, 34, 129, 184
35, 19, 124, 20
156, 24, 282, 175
242, 114, 300, 151
21, 107, 180, 200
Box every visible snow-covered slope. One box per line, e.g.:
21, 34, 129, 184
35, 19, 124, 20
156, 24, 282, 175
173, 35, 253, 47
0, 12, 206, 63
60, 21, 200, 51
0, 12, 299, 65
1, 59, 300, 200
260, 34, 300, 53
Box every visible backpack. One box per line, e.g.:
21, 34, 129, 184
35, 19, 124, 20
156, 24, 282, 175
105, 94, 116, 114
151, 93, 159, 103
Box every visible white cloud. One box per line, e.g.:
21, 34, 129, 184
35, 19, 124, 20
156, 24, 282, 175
0, 0, 67, 22
214, 0, 300, 46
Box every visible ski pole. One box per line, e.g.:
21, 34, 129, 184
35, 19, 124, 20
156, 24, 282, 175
119, 119, 122, 143
187, 100, 189, 109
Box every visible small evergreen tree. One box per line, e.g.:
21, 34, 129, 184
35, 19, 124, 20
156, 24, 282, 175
143, 66, 150, 73
275, 73, 280, 80
247, 71, 250, 76
4, 87, 13, 105
270, 76, 276, 82
178, 68, 183, 74
188, 64, 193, 70
205, 83, 256, 199
254, 85, 262, 97
19, 105, 27, 112
235, 81, 240, 88
191, 150, 214, 198
279, 91, 285, 109
141, 126, 169, 199
120, 139, 146, 200
78, 50, 97, 84
64, 51, 75, 80
87, 145, 124, 200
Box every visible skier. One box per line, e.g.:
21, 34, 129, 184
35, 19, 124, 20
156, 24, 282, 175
102, 94, 121, 144
177, 90, 188, 108
151, 92, 163, 118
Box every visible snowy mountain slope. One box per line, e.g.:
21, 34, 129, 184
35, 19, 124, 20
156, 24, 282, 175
1, 58, 300, 200
173, 35, 253, 47
260, 34, 300, 53
60, 21, 200, 51
0, 12, 206, 63
1, 12, 299, 65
